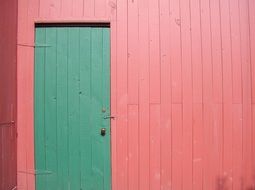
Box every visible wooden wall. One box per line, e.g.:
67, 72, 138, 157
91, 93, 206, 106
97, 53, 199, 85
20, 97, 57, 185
0, 0, 17, 190
17, 0, 255, 189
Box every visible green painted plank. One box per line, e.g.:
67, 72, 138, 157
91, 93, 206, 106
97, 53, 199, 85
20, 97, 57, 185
44, 27, 58, 190
91, 28, 104, 189
79, 27, 92, 189
102, 28, 111, 190
34, 27, 46, 190
67, 27, 81, 190
56, 28, 69, 190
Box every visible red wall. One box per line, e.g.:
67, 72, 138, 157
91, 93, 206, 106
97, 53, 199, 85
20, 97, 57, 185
17, 0, 255, 190
0, 0, 17, 189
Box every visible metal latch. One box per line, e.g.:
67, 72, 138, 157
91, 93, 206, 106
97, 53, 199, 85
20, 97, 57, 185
0, 121, 15, 127
103, 115, 115, 120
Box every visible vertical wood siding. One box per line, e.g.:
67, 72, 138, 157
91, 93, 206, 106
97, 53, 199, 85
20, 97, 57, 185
16, 0, 255, 189
0, 0, 17, 190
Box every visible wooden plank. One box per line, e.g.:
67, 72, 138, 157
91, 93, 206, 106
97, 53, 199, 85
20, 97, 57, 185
39, 0, 51, 18
190, 0, 202, 104
127, 0, 139, 104
239, 0, 253, 187
102, 28, 111, 190
201, 0, 214, 188
110, 6, 118, 190
138, 0, 150, 189
56, 27, 69, 190
149, 0, 160, 104
170, 0, 182, 104
0, 129, 2, 190
193, 104, 203, 190
34, 27, 46, 190
230, 0, 242, 104
60, 0, 73, 17
17, 46, 29, 190
232, 104, 243, 190
172, 104, 183, 190
220, 0, 233, 188
116, 0, 128, 189
67, 27, 81, 189
44, 27, 58, 190
90, 28, 104, 189
252, 104, 255, 184
190, 0, 203, 188
180, 0, 193, 188
210, 0, 223, 104
127, 105, 139, 190
72, 0, 84, 17
17, 0, 29, 44
149, 104, 161, 190
79, 27, 92, 190
210, 0, 223, 184
27, 47, 36, 190
249, 4, 255, 181
95, 0, 106, 17
159, 0, 171, 188
249, 0, 255, 104
83, 0, 94, 17
212, 104, 223, 188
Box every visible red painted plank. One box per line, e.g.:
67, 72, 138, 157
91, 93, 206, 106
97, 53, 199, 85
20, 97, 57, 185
60, 0, 73, 17
210, 0, 223, 104
170, 0, 182, 104
138, 0, 150, 188
17, 47, 29, 190
249, 0, 255, 104
127, 0, 139, 104
180, 0, 193, 188
172, 104, 183, 190
220, 0, 233, 189
26, 48, 35, 190
127, 105, 139, 190
72, 0, 84, 17
193, 104, 203, 190
239, 0, 253, 188
116, 1, 128, 189
230, 0, 242, 104
159, 0, 172, 188
212, 104, 223, 187
39, 0, 51, 18
83, 0, 94, 17
17, 0, 29, 44
190, 0, 203, 188
149, 0, 160, 104
232, 104, 243, 190
95, 0, 106, 18
190, 0, 202, 104
110, 12, 118, 190
252, 104, 255, 183
210, 0, 223, 184
149, 104, 161, 190
200, 0, 214, 188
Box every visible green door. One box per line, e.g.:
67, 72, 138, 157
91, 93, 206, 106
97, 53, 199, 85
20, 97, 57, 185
34, 26, 111, 190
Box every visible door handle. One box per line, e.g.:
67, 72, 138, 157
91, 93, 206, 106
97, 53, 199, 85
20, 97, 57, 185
101, 128, 106, 136
103, 115, 115, 120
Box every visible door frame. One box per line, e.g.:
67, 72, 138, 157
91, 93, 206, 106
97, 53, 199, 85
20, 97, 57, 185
33, 22, 114, 189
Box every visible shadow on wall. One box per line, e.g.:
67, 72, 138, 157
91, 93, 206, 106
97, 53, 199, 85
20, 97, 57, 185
216, 174, 255, 190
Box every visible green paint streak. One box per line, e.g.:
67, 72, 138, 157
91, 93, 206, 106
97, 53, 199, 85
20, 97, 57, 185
35, 27, 111, 190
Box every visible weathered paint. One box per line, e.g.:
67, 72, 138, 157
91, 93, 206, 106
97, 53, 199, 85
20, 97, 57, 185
14, 0, 255, 190
34, 26, 111, 190
0, 0, 17, 189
